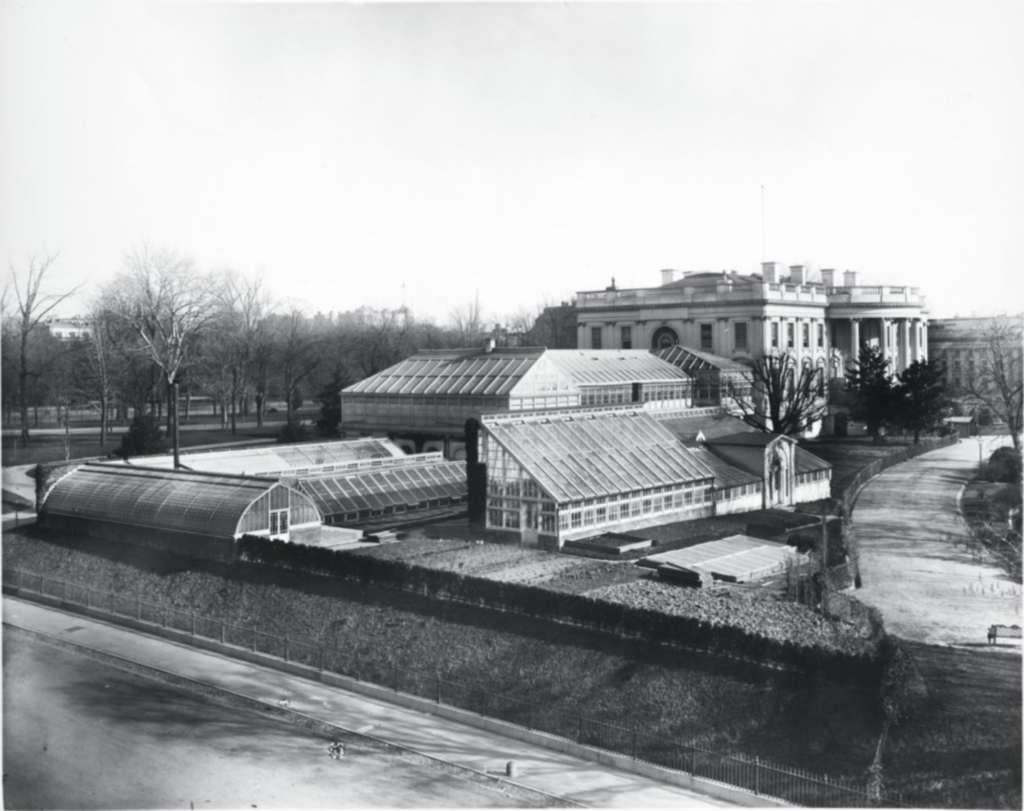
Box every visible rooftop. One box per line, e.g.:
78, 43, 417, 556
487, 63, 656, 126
100, 439, 404, 477
483, 408, 715, 503
41, 464, 288, 538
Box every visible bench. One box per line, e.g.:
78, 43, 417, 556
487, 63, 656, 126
987, 625, 1022, 644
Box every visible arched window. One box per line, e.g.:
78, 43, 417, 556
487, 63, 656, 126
650, 326, 679, 350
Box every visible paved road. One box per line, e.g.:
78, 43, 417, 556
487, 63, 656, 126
850, 436, 1022, 647
2, 597, 737, 808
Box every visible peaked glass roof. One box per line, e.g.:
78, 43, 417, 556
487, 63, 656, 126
297, 462, 466, 515
344, 349, 545, 396
543, 350, 689, 386
42, 465, 287, 538
656, 345, 754, 375
485, 409, 715, 503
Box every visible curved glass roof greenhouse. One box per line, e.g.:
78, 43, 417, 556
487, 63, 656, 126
42, 464, 318, 538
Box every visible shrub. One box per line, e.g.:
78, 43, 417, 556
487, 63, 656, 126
115, 413, 167, 459
276, 421, 309, 444
988, 447, 1022, 484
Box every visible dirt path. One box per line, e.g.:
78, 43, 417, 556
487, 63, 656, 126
850, 437, 1021, 647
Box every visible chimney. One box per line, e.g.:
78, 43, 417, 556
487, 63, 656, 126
761, 261, 777, 283
843, 270, 858, 287
484, 337, 496, 353
660, 269, 677, 285
789, 265, 805, 285
820, 269, 836, 288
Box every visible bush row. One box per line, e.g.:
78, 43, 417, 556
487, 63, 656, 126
236, 534, 881, 682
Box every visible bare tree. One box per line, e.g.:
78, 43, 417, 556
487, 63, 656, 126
448, 296, 485, 348
207, 271, 272, 434
730, 352, 830, 436
4, 253, 83, 446
961, 316, 1023, 450
105, 245, 221, 466
273, 308, 322, 426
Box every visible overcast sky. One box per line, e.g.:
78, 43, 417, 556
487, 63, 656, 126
2, 0, 1022, 325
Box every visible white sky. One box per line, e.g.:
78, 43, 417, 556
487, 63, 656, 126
2, 0, 1022, 324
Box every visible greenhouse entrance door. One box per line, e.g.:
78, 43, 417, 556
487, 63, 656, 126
522, 503, 539, 547
270, 508, 290, 541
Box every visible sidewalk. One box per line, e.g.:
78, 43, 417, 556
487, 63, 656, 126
2, 597, 740, 808
850, 436, 1022, 647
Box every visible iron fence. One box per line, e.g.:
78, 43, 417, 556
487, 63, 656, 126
4, 566, 902, 807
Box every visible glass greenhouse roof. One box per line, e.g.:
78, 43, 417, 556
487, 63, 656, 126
297, 461, 466, 516
543, 350, 690, 386
343, 348, 691, 399
656, 345, 754, 375
483, 408, 715, 503
101, 439, 403, 476
656, 411, 761, 444
344, 349, 545, 397
42, 465, 291, 538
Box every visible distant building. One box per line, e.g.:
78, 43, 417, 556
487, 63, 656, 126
45, 317, 93, 341
531, 300, 578, 349
575, 263, 929, 379
338, 306, 411, 329
928, 316, 1023, 392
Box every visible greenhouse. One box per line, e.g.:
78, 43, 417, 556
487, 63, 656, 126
38, 464, 322, 556
656, 345, 754, 407
478, 406, 717, 547
703, 433, 832, 508
296, 457, 467, 526
102, 438, 403, 478
340, 346, 694, 457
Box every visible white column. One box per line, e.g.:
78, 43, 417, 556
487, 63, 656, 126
850, 318, 861, 360
880, 318, 890, 364
900, 319, 911, 371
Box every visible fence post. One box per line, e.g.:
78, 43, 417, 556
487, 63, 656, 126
63, 578, 67, 602
136, 596, 141, 621
436, 676, 441, 705
754, 756, 761, 796
632, 727, 638, 760
284, 634, 290, 662
319, 645, 324, 672
191, 613, 196, 636
252, 628, 257, 652
220, 620, 225, 644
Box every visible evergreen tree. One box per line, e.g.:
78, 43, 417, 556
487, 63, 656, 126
115, 412, 168, 459
894, 359, 951, 443
845, 346, 895, 440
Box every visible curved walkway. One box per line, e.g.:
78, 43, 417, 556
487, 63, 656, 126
850, 436, 1021, 647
